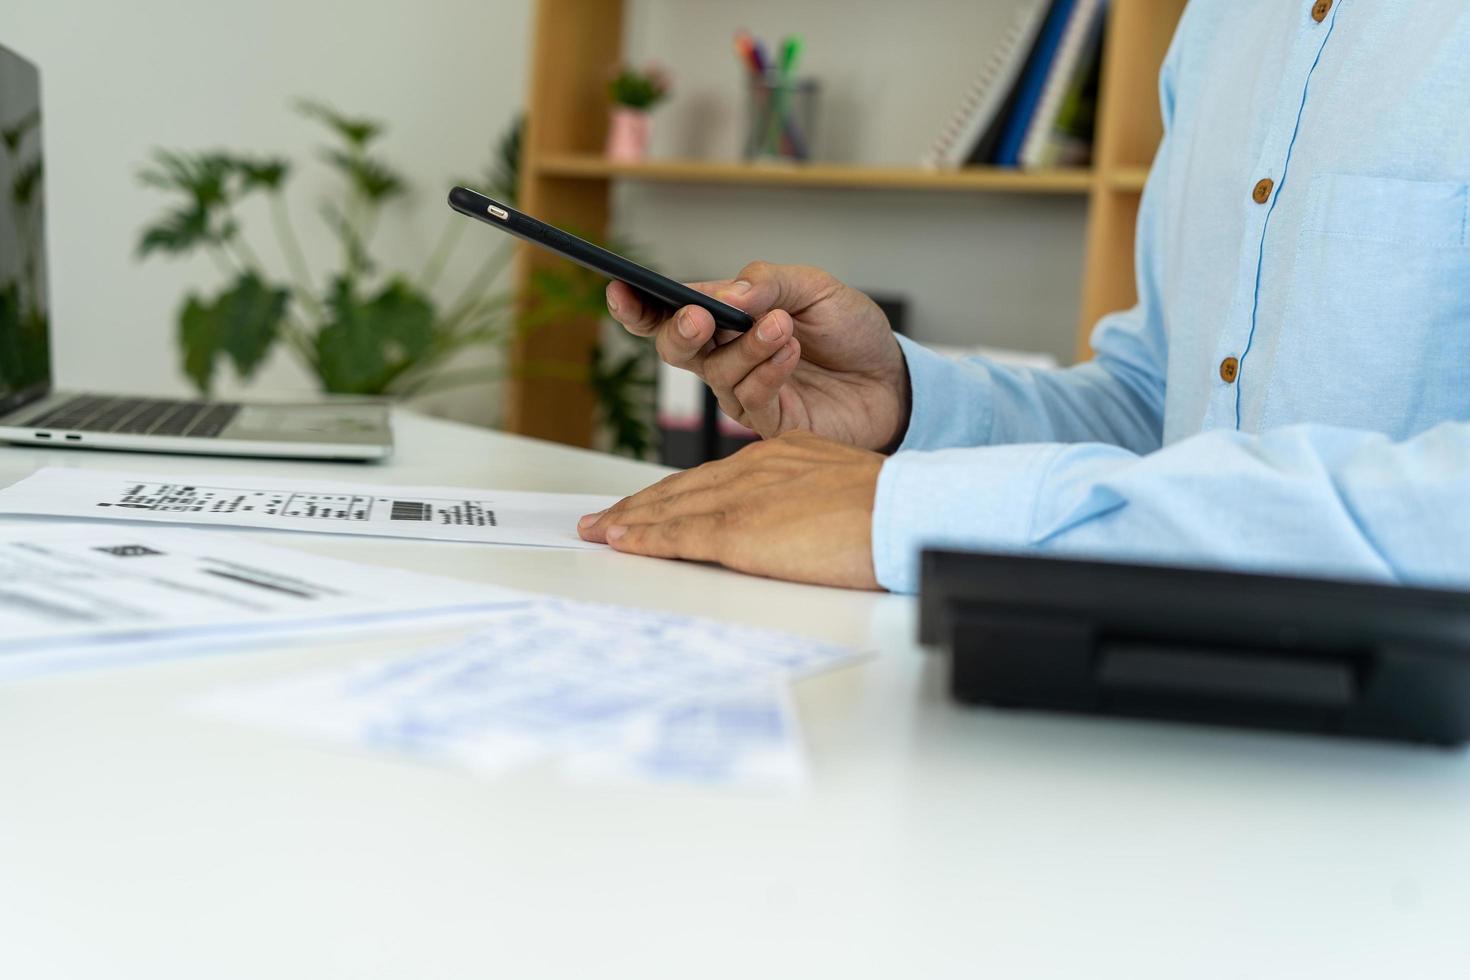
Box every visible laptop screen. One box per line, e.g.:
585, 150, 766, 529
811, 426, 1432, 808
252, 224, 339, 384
0, 43, 52, 417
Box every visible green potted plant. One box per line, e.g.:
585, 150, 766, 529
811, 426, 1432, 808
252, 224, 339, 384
606, 64, 671, 162
137, 103, 658, 457
136, 100, 523, 400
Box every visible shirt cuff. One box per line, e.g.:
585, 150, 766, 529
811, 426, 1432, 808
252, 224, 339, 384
871, 442, 1064, 593
893, 334, 998, 453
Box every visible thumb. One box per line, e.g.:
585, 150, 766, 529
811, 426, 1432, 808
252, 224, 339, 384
711, 261, 831, 321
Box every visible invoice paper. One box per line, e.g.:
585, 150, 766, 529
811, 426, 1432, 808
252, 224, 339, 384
201, 599, 862, 790
0, 524, 523, 679
0, 468, 620, 549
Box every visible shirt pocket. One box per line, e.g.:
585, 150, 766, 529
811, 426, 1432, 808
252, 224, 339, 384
1261, 172, 1470, 439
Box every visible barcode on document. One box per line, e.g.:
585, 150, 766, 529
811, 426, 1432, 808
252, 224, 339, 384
390, 500, 432, 521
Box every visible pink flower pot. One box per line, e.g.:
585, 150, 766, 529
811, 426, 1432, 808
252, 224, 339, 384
605, 107, 652, 162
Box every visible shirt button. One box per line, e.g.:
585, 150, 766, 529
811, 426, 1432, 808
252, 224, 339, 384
1252, 178, 1274, 204
1220, 357, 1240, 384
1311, 0, 1332, 23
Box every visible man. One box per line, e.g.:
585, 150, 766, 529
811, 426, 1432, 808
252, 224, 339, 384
579, 0, 1470, 594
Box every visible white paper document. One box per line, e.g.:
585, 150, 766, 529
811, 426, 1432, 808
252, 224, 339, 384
0, 524, 522, 679
202, 599, 862, 790
0, 468, 619, 549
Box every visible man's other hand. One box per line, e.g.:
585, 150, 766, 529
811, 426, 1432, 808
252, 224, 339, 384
605, 262, 911, 452
578, 431, 885, 590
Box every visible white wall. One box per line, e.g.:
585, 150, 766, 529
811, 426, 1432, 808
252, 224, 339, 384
0, 0, 532, 425
2, 0, 1089, 436
619, 0, 1087, 362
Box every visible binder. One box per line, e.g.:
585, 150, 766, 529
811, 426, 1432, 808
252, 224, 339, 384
1037, 10, 1107, 166
991, 0, 1080, 167
1018, 0, 1107, 168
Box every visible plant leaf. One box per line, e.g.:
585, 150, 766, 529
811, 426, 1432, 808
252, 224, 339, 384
1, 109, 40, 154
319, 201, 376, 277
137, 204, 213, 257
235, 155, 291, 191
0, 280, 51, 390
295, 98, 383, 148
136, 150, 247, 258
177, 273, 290, 393
314, 277, 436, 394
137, 149, 235, 207
589, 343, 657, 459
11, 158, 42, 207
487, 113, 523, 204
321, 148, 405, 203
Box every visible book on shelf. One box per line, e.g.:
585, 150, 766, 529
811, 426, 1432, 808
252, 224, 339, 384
1036, 6, 1106, 167
922, 0, 1108, 172
1018, 0, 1108, 168
920, 0, 1052, 170
991, 0, 1080, 166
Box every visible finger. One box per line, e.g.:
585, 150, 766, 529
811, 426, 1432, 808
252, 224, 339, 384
652, 305, 717, 374
605, 514, 725, 563
580, 482, 734, 542
578, 463, 735, 540
731, 338, 801, 435
606, 281, 666, 337
610, 278, 746, 335
685, 278, 748, 303
703, 309, 795, 396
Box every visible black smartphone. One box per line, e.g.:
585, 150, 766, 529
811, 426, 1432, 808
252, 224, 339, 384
448, 186, 755, 333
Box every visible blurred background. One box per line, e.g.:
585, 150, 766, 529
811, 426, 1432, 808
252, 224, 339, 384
0, 0, 1179, 463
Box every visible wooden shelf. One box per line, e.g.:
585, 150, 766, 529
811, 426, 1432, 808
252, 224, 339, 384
512, 0, 1190, 448
1104, 167, 1150, 193
535, 154, 1095, 195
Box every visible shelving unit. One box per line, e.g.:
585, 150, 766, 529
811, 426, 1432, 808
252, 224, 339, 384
510, 0, 1188, 448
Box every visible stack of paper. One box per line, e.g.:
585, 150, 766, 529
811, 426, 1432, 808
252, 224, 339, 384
201, 599, 862, 791
0, 467, 619, 549
0, 524, 524, 679
0, 469, 864, 790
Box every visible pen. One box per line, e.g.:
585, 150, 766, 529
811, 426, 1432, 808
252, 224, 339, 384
777, 35, 804, 157
750, 35, 770, 75
733, 30, 763, 77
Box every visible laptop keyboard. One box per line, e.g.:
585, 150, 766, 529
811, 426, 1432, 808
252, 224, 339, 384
21, 395, 242, 439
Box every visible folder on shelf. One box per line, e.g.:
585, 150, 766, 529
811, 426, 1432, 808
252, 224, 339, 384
1035, 7, 1107, 167
991, 0, 1081, 167
1018, 0, 1108, 168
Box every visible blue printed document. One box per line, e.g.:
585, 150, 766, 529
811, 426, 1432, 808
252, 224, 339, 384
199, 600, 862, 791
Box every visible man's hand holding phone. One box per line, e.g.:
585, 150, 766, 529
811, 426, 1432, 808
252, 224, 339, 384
590, 261, 910, 590
606, 262, 911, 452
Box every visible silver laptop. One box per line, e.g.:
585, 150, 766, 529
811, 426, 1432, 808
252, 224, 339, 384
0, 43, 392, 461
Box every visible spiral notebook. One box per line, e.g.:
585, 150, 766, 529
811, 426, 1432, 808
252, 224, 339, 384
920, 0, 1052, 170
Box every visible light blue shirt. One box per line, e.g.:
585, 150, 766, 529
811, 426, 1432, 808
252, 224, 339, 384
873, 0, 1470, 593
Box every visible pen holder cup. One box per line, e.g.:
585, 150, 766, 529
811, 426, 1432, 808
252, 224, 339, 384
743, 72, 818, 163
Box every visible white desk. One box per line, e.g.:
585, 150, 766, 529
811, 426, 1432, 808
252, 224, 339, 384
0, 409, 1466, 979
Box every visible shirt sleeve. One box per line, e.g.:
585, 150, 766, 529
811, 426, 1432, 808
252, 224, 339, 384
872, 20, 1189, 592
894, 6, 1181, 459
894, 306, 1166, 456
872, 421, 1470, 594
